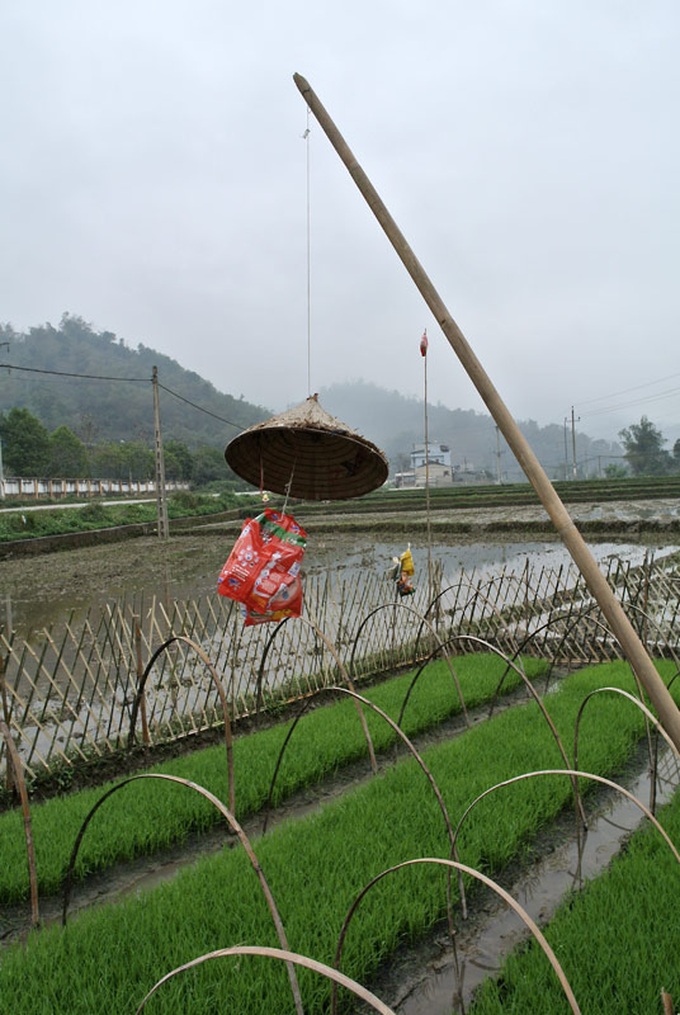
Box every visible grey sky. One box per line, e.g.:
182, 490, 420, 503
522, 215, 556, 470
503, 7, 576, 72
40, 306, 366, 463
2, 1, 679, 444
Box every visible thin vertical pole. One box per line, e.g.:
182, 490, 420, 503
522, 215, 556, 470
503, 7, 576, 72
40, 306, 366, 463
293, 71, 680, 752
134, 616, 150, 746
495, 426, 502, 484
421, 331, 434, 600
152, 366, 169, 541
304, 107, 313, 396
571, 406, 579, 480
1, 596, 14, 795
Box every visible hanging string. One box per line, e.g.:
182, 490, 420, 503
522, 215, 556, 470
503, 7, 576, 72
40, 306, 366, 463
282, 459, 297, 514
303, 106, 312, 396
420, 330, 434, 601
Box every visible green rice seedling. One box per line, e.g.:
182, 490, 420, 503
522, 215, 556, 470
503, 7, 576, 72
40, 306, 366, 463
467, 788, 680, 1013
0, 659, 676, 1013
0, 653, 538, 903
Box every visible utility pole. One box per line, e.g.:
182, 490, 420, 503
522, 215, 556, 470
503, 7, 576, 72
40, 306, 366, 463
0, 341, 8, 498
152, 367, 169, 541
563, 417, 569, 480
495, 425, 502, 484
571, 406, 580, 480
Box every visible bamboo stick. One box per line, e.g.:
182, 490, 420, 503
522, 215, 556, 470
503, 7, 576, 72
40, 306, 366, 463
293, 72, 680, 754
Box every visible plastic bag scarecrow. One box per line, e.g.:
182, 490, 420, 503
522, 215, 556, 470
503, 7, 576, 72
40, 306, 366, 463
389, 544, 416, 597
217, 509, 307, 626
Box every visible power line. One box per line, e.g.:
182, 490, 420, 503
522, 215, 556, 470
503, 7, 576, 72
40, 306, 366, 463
580, 385, 680, 419
157, 383, 244, 430
577, 371, 680, 419
0, 361, 246, 431
0, 362, 148, 382
577, 371, 680, 408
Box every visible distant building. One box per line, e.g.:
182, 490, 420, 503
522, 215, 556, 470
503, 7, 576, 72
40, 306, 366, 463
411, 442, 453, 488
393, 470, 416, 488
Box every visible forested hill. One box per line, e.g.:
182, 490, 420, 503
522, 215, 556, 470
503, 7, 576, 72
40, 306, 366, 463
0, 315, 269, 448
319, 380, 623, 483
0, 315, 622, 479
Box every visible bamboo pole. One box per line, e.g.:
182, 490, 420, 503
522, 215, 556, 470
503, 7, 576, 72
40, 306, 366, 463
293, 72, 680, 753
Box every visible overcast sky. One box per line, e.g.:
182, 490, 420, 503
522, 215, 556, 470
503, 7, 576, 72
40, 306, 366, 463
2, 1, 679, 444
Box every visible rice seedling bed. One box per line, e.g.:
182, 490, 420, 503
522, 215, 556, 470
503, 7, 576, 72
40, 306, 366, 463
0, 653, 538, 905
0, 659, 677, 1013
467, 788, 680, 1013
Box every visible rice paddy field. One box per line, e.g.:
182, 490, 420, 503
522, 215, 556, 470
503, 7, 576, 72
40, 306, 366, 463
1, 652, 679, 1014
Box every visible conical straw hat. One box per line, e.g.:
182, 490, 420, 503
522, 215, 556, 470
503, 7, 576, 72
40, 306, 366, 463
225, 394, 388, 500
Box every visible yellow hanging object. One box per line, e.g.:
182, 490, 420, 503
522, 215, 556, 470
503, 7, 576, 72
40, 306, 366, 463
394, 544, 416, 598
400, 545, 414, 576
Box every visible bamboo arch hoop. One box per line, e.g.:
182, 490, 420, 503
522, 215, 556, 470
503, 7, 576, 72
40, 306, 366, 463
391, 622, 536, 730
348, 601, 471, 727
261, 685, 454, 855
259, 681, 460, 945
293, 72, 680, 755
331, 856, 581, 1015
450, 768, 680, 868
298, 615, 379, 772
0, 718, 39, 928
128, 635, 235, 813
574, 687, 680, 781
61, 772, 304, 1015
421, 573, 529, 660
436, 633, 588, 834
574, 680, 680, 815
135, 944, 397, 1015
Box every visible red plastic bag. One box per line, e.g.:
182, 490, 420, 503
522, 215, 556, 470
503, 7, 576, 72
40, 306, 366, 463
217, 510, 307, 625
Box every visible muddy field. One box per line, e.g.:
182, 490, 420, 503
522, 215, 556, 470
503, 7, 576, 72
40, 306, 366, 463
2, 496, 678, 635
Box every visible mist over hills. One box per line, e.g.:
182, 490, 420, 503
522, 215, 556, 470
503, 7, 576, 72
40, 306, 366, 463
319, 381, 623, 482
0, 315, 622, 480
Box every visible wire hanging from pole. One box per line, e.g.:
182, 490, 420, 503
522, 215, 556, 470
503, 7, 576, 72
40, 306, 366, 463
303, 106, 312, 396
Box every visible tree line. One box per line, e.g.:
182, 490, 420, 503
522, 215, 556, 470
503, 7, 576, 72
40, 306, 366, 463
615, 416, 680, 477
0, 407, 229, 486
2, 405, 678, 487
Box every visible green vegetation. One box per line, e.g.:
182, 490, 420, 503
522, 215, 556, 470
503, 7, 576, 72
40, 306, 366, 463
0, 491, 241, 543
0, 403, 240, 488
0, 658, 677, 1013
618, 414, 676, 476
469, 797, 680, 1013
4, 316, 679, 485
0, 654, 537, 902
0, 314, 268, 453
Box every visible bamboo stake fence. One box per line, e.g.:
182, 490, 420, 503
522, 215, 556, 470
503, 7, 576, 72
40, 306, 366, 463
1, 552, 679, 784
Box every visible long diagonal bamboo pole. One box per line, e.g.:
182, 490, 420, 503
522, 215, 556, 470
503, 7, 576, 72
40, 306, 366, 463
293, 72, 680, 753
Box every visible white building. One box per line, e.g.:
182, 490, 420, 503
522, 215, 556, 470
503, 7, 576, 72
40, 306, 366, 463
411, 442, 453, 487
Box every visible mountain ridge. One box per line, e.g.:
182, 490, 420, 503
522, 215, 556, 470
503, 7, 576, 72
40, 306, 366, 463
0, 314, 622, 480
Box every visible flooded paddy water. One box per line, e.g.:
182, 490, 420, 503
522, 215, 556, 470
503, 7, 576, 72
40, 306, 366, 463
375, 746, 680, 1014
1, 514, 678, 637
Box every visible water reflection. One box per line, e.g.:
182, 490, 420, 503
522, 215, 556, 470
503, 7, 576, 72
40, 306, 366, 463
1, 533, 677, 639
388, 749, 680, 1014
